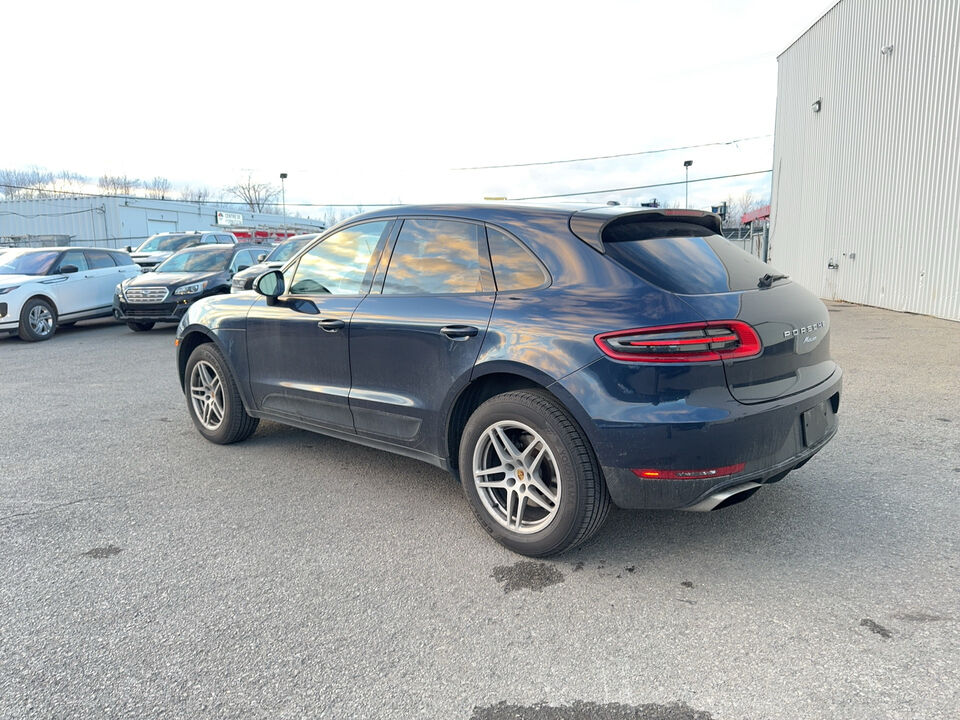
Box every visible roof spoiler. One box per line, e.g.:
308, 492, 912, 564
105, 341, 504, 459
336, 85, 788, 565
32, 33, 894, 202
569, 208, 723, 253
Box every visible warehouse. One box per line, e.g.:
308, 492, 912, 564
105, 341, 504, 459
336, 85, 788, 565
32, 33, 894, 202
0, 195, 325, 249
770, 0, 960, 321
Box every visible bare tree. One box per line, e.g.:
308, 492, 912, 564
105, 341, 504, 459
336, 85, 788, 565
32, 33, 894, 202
225, 175, 280, 212
98, 174, 140, 195
145, 176, 172, 199
178, 185, 211, 203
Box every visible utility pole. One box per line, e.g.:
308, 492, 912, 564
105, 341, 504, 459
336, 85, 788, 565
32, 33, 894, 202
683, 160, 693, 207
280, 172, 288, 236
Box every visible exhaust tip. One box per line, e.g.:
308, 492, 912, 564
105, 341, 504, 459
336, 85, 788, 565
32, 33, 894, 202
682, 481, 762, 512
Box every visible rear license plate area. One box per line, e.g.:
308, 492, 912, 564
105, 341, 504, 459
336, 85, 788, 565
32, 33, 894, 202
801, 400, 834, 447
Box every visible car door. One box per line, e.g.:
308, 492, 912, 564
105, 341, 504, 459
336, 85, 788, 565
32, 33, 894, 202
245, 220, 393, 430
46, 250, 92, 315
348, 217, 495, 457
83, 250, 126, 309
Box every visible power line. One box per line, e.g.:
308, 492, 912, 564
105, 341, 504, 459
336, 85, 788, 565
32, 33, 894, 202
506, 169, 772, 201
453, 135, 773, 170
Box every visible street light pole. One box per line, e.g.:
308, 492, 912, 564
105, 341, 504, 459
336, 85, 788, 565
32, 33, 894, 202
280, 172, 288, 237
683, 160, 693, 207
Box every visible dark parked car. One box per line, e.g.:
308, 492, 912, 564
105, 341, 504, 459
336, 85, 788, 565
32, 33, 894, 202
115, 244, 260, 331
127, 231, 237, 270
174, 205, 841, 556
230, 234, 319, 293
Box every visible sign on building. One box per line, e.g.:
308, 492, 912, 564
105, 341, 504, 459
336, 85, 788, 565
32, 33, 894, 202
216, 211, 243, 226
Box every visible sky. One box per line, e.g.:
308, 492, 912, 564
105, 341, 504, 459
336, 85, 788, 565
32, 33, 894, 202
4, 0, 836, 216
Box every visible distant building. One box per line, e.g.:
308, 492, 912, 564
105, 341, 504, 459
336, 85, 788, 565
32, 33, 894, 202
0, 195, 325, 249
771, 0, 960, 321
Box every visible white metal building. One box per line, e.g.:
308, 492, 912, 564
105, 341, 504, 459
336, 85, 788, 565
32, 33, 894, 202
0, 195, 326, 249
771, 0, 960, 321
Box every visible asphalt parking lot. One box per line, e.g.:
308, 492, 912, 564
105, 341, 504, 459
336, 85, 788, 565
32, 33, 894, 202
1, 303, 958, 720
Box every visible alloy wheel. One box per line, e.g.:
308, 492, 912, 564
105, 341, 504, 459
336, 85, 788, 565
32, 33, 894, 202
472, 420, 562, 534
189, 360, 225, 431
28, 305, 54, 337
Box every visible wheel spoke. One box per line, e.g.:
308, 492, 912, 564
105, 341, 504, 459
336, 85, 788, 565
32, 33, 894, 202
526, 485, 557, 511
190, 386, 206, 399
494, 425, 523, 461
476, 478, 510, 489
528, 475, 558, 505
514, 495, 527, 529
529, 445, 547, 475
486, 428, 514, 464
475, 464, 509, 477
505, 488, 516, 526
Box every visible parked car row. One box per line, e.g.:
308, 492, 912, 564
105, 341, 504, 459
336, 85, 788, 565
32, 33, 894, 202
0, 235, 311, 340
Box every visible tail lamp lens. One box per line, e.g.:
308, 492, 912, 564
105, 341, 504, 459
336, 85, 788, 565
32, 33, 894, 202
595, 321, 761, 363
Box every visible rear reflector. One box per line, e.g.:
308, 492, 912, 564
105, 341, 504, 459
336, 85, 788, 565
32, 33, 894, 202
595, 321, 761, 362
632, 463, 745, 480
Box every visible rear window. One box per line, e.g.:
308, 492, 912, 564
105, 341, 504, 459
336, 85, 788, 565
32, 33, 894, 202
603, 220, 783, 294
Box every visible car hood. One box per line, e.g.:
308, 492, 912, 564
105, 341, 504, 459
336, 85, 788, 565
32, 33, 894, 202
124, 270, 226, 289
0, 274, 43, 287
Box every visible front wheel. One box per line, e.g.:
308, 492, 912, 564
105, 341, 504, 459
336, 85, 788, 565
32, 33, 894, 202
126, 321, 155, 332
459, 389, 610, 556
184, 343, 259, 444
18, 298, 57, 341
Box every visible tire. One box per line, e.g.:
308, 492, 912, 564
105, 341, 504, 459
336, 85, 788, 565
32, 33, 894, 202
459, 389, 610, 557
126, 321, 155, 332
184, 343, 259, 444
18, 298, 57, 342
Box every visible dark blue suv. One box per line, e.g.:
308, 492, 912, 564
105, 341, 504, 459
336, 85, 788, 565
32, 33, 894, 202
175, 204, 841, 556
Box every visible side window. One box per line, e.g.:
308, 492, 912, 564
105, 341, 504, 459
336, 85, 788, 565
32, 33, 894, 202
201, 235, 217, 244
57, 250, 89, 272
112, 252, 136, 266
85, 250, 117, 269
486, 227, 549, 291
219, 234, 236, 244
382, 219, 481, 295
289, 221, 388, 295
231, 250, 254, 271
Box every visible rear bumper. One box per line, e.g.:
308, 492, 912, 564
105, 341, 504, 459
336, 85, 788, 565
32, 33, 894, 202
559, 363, 842, 510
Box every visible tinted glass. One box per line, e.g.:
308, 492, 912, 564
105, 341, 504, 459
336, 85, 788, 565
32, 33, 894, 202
0, 251, 59, 275
157, 247, 233, 273
487, 227, 549, 291
266, 237, 311, 263
290, 221, 387, 295
231, 250, 254, 270
113, 252, 136, 266
58, 250, 89, 272
136, 234, 193, 252
603, 220, 784, 294
85, 250, 117, 269
383, 219, 481, 295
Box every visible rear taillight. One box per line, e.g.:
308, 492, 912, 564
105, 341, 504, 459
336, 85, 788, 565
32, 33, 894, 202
595, 321, 761, 363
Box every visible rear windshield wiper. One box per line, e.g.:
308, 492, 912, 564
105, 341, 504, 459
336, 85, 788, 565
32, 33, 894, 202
758, 273, 789, 289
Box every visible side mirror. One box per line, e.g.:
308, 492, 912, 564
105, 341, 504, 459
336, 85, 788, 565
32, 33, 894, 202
237, 265, 250, 272
59, 264, 79, 274
125, 246, 133, 253
254, 269, 285, 305
257, 253, 267, 263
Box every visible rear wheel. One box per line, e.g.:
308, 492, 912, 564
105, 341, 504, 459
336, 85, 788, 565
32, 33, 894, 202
126, 321, 155, 332
184, 343, 259, 444
459, 390, 610, 556
18, 298, 57, 342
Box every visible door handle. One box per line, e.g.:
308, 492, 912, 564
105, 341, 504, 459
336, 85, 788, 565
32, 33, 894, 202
318, 318, 345, 332
440, 325, 479, 339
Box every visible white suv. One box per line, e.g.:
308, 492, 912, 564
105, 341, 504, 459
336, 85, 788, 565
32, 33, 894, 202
127, 231, 237, 270
0, 247, 141, 341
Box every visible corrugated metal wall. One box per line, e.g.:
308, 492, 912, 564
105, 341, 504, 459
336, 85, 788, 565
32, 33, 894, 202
0, 196, 326, 249
771, 0, 960, 321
